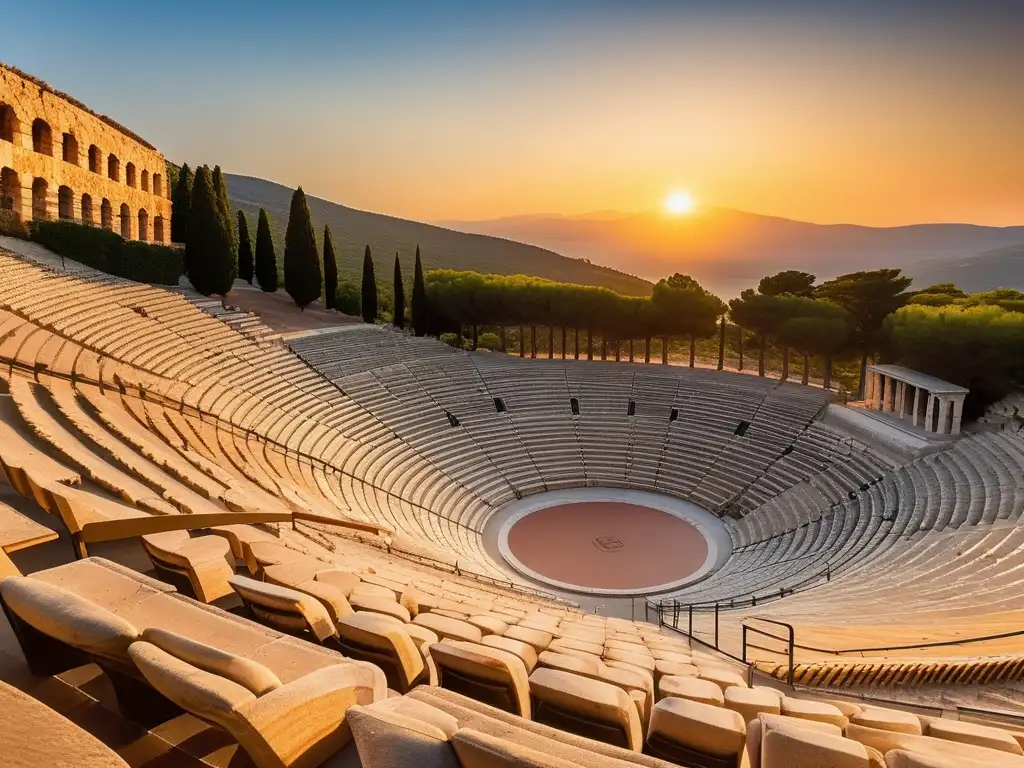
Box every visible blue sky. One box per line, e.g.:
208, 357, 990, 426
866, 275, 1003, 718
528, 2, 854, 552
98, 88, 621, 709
4, 1, 1022, 224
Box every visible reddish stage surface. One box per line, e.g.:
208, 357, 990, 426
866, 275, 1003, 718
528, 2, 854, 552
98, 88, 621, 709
505, 501, 707, 590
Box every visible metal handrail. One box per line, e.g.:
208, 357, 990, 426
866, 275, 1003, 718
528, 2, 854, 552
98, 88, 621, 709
742, 617, 795, 685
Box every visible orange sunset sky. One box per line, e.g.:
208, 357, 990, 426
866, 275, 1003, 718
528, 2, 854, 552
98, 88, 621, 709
4, 1, 1022, 226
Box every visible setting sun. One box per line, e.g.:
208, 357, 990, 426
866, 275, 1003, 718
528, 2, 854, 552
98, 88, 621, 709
664, 191, 696, 215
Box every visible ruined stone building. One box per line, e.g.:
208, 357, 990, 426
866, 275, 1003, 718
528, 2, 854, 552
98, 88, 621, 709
0, 63, 172, 242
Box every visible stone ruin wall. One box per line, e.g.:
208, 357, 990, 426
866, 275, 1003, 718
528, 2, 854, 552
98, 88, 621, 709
0, 64, 172, 242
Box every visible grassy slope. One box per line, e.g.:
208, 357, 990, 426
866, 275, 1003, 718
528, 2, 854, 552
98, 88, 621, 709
226, 174, 652, 296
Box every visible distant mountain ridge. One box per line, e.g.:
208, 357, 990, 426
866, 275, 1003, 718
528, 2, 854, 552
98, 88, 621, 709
225, 174, 652, 296
438, 208, 1024, 298
904, 243, 1024, 293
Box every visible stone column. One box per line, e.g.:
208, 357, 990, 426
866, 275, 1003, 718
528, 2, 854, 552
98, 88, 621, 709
872, 373, 882, 410
937, 397, 952, 435
951, 397, 965, 435
911, 386, 921, 426
925, 393, 936, 433
897, 382, 907, 418
881, 377, 891, 412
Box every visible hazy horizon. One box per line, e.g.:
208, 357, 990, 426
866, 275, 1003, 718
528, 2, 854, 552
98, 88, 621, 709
5, 1, 1023, 228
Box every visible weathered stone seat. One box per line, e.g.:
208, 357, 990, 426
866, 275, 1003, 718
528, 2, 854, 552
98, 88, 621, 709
334, 611, 427, 693
140, 530, 235, 603
129, 639, 385, 768
528, 667, 643, 752
430, 640, 532, 718
645, 697, 746, 767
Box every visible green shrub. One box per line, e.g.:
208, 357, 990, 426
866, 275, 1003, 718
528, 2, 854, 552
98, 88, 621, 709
0, 210, 28, 239
335, 279, 361, 316
477, 332, 501, 351
29, 220, 183, 285
439, 332, 461, 348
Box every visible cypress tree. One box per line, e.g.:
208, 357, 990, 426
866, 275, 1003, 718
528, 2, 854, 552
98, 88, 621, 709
211, 165, 236, 257
411, 245, 427, 336
322, 225, 338, 310
254, 208, 278, 292
237, 210, 254, 284
361, 246, 377, 324
393, 253, 405, 329
171, 162, 192, 245
283, 187, 321, 309
186, 165, 236, 296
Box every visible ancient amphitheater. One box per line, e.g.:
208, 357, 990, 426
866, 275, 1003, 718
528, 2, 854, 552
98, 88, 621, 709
0, 64, 170, 240
0, 75, 1023, 768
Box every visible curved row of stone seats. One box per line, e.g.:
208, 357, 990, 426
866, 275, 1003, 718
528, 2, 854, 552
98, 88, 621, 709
291, 324, 458, 380
0, 255, 403, 504
670, 428, 1024, 612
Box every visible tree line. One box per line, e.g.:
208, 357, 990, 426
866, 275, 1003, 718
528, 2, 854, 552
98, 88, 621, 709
423, 267, 1024, 412
170, 165, 429, 327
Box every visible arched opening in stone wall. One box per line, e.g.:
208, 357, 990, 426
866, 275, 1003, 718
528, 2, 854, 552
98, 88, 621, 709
58, 186, 74, 220
153, 173, 163, 197
138, 208, 149, 241
108, 154, 120, 182
1, 168, 21, 218
0, 104, 19, 144
119, 203, 131, 238
61, 133, 79, 165
89, 145, 102, 174
32, 119, 53, 156
101, 198, 113, 230
126, 162, 137, 188
81, 193, 94, 225
153, 215, 164, 243
141, 170, 150, 193
32, 178, 49, 220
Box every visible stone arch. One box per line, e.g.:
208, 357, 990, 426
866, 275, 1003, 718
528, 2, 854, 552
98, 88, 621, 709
108, 153, 120, 182
32, 178, 49, 220
61, 132, 79, 165
81, 193, 94, 224
32, 118, 53, 156
138, 208, 149, 241
0, 103, 19, 144
88, 145, 102, 174
141, 169, 150, 192
153, 214, 164, 243
126, 162, 137, 188
119, 202, 131, 238
58, 186, 74, 220
153, 173, 163, 197
1, 168, 21, 218
101, 198, 113, 230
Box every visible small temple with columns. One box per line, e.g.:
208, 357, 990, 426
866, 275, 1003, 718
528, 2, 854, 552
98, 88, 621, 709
864, 364, 969, 436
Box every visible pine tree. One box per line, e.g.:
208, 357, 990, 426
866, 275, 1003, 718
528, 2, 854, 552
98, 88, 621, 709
171, 163, 192, 245
211, 165, 237, 258
186, 166, 236, 296
411, 245, 427, 336
237, 210, 254, 284
361, 246, 377, 324
254, 208, 278, 292
322, 225, 338, 310
393, 253, 405, 329
283, 187, 321, 309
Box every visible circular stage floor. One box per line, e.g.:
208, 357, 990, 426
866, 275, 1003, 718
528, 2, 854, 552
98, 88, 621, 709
503, 500, 710, 593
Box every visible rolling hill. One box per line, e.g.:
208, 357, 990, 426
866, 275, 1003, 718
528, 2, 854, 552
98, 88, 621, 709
438, 208, 1024, 298
904, 243, 1024, 293
225, 174, 652, 296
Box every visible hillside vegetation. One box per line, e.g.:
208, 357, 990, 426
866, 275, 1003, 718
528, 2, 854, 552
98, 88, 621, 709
225, 174, 652, 296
